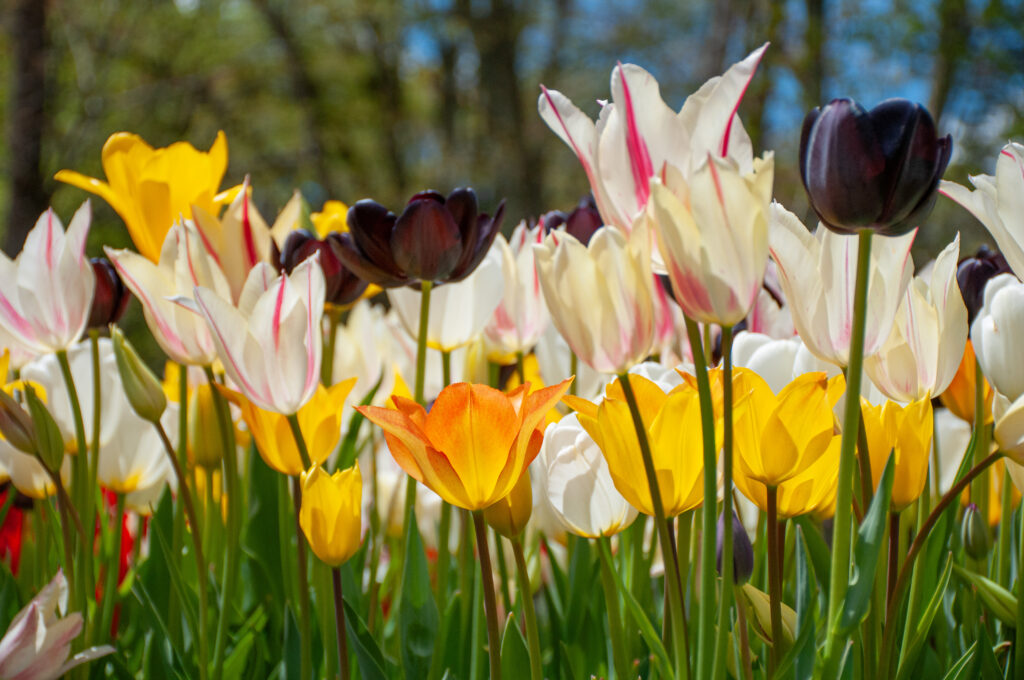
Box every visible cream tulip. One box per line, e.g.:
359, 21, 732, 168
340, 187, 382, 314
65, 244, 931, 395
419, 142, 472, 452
484, 221, 549, 360
941, 142, 1024, 279
865, 235, 968, 402
0, 203, 95, 356
768, 202, 915, 367
972, 273, 1024, 402
533, 223, 655, 374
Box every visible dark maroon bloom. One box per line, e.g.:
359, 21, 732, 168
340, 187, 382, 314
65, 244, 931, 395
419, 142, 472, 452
276, 229, 369, 306
332, 188, 505, 287
800, 98, 952, 235
957, 245, 1012, 325
88, 258, 130, 329
716, 511, 753, 584
541, 198, 603, 246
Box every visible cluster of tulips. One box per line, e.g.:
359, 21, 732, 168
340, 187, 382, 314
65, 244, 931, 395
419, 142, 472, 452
1, 40, 1024, 680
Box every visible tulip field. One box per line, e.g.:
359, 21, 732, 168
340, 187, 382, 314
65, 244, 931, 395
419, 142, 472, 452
3, 39, 1024, 680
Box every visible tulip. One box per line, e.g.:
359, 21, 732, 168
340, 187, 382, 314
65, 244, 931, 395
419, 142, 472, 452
0, 204, 95, 356
865, 235, 968, 402
532, 412, 638, 538
938, 340, 993, 425
940, 142, 1024, 279
732, 333, 802, 394
332, 188, 505, 286
971, 274, 1024, 402
106, 221, 231, 365
55, 131, 228, 262
358, 379, 571, 511
299, 463, 363, 567
388, 242, 504, 352
276, 229, 368, 307
87, 258, 130, 329
223, 378, 356, 476
534, 223, 656, 374
483, 221, 550, 360
111, 326, 167, 424
191, 257, 326, 415
483, 472, 533, 539
861, 397, 933, 511
955, 245, 1012, 325
563, 375, 710, 517
768, 202, 915, 367
745, 261, 795, 338
310, 200, 349, 237
0, 570, 113, 679
561, 201, 604, 245
538, 44, 768, 235
718, 511, 754, 584
800, 98, 951, 235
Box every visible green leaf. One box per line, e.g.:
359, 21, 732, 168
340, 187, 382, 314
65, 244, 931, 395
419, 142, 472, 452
281, 607, 302, 680
23, 387, 63, 471
243, 453, 285, 609
952, 564, 1018, 626
793, 525, 816, 680
500, 613, 531, 679
940, 643, 977, 680
400, 519, 439, 679
343, 598, 391, 680
433, 592, 463, 680
975, 625, 1002, 680
837, 452, 894, 636
896, 552, 953, 680
793, 516, 831, 598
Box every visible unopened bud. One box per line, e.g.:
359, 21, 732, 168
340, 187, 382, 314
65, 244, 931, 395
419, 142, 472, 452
188, 383, 224, 469
483, 472, 533, 539
112, 326, 166, 423
87, 258, 130, 329
962, 503, 991, 560
717, 510, 754, 585
23, 387, 64, 472
0, 390, 36, 454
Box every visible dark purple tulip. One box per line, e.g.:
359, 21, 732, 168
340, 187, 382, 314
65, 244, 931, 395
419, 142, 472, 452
957, 245, 1012, 325
87, 258, 130, 329
800, 98, 952, 235
275, 229, 369, 307
332, 188, 504, 287
716, 511, 753, 584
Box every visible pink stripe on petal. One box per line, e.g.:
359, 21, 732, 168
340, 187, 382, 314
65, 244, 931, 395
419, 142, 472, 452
720, 46, 767, 157
303, 268, 318, 394
271, 277, 286, 349
194, 289, 266, 402
617, 63, 654, 210
112, 260, 188, 358
240, 178, 259, 269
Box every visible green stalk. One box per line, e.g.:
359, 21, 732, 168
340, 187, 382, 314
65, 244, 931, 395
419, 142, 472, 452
824, 230, 873, 666
684, 315, 719, 680
332, 566, 352, 680
766, 486, 783, 674
598, 538, 631, 680
97, 494, 125, 642
436, 350, 453, 605
168, 363, 189, 645
972, 358, 991, 535
569, 352, 578, 396
997, 468, 1013, 584
321, 306, 341, 386
85, 331, 103, 643
712, 326, 735, 680
286, 414, 314, 680
515, 351, 526, 386
618, 372, 688, 680
472, 511, 503, 680
404, 280, 434, 532
1016, 501, 1024, 680
512, 537, 543, 680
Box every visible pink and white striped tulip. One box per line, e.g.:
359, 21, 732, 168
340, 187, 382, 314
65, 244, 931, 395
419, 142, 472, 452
0, 203, 95, 355
0, 571, 113, 680
538, 44, 768, 236
768, 202, 915, 368
865, 235, 968, 402
192, 256, 325, 415
106, 221, 232, 365
484, 221, 549, 359
941, 142, 1024, 279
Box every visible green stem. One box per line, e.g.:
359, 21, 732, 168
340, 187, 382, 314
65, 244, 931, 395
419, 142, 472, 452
436, 350, 453, 606
472, 511, 503, 680
712, 325, 735, 680
512, 537, 543, 680
169, 363, 189, 645
515, 351, 525, 386
286, 413, 313, 470
684, 315, 718, 680
766, 486, 783, 674
332, 566, 352, 680
1016, 501, 1024, 680
618, 372, 688, 680
569, 352, 578, 397
97, 494, 125, 642
997, 468, 1013, 585
824, 229, 873, 665
292, 475, 313, 680
972, 358, 991, 535
322, 306, 341, 386
885, 512, 899, 607
404, 280, 434, 535
85, 331, 102, 643
597, 538, 631, 680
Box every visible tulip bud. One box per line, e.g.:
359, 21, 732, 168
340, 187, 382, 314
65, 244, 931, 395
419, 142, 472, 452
563, 200, 603, 246
23, 386, 65, 472
800, 98, 952, 235
111, 326, 166, 423
961, 503, 991, 560
0, 390, 37, 454
188, 383, 224, 469
957, 246, 1012, 325
717, 511, 754, 585
279, 229, 369, 307
87, 258, 130, 329
483, 472, 533, 539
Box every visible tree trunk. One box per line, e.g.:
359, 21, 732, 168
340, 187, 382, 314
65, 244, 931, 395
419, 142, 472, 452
802, 0, 826, 112
929, 0, 970, 123
5, 0, 49, 255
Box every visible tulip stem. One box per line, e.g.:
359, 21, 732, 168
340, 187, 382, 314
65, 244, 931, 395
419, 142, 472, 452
618, 371, 688, 680
824, 229, 873, 667
684, 315, 718, 680
155, 420, 209, 680
886, 512, 899, 607
292, 475, 313, 680
322, 306, 341, 386
472, 511, 503, 680
97, 493, 125, 644
515, 351, 525, 386
597, 537, 631, 680
331, 566, 352, 680
569, 353, 578, 396
436, 350, 453, 608
512, 537, 543, 680
878, 449, 1001, 676
766, 486, 783, 675
85, 330, 102, 645
971, 358, 990, 533
713, 325, 736, 680
286, 413, 313, 470
1016, 500, 1024, 680
404, 280, 434, 538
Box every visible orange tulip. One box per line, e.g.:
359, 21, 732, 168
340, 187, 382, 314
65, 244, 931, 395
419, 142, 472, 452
939, 340, 993, 424
358, 379, 571, 511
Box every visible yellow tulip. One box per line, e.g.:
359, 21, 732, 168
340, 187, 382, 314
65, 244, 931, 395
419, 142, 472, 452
563, 375, 712, 518
222, 378, 356, 476
311, 200, 349, 238
300, 463, 363, 567
861, 397, 933, 511
55, 131, 228, 262
736, 437, 840, 519
483, 471, 533, 538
